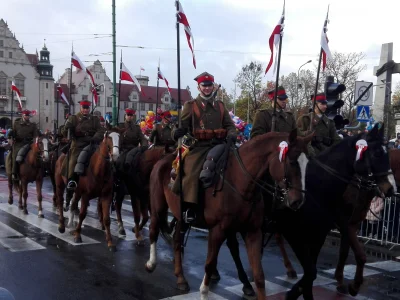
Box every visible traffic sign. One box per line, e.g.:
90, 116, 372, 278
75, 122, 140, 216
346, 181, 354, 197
356, 105, 370, 122
354, 81, 373, 106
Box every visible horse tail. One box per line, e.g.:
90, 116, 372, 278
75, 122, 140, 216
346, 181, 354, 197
13, 181, 21, 193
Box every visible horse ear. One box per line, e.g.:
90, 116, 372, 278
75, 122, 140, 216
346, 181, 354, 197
289, 128, 297, 145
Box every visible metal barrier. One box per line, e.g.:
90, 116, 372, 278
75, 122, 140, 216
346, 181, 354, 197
357, 196, 400, 251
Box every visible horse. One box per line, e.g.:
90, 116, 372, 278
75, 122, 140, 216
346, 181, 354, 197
145, 130, 312, 300
278, 124, 395, 300
7, 136, 50, 217
114, 144, 171, 241
54, 131, 120, 251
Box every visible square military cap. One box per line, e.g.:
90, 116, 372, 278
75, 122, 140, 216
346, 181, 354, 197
194, 72, 214, 86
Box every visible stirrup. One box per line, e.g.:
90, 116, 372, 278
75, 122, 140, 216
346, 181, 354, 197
183, 209, 196, 223
66, 180, 77, 191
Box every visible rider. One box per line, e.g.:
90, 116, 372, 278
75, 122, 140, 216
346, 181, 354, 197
62, 101, 105, 191
99, 116, 106, 128
149, 110, 175, 149
8, 110, 40, 181
297, 93, 341, 156
171, 72, 236, 223
250, 86, 296, 139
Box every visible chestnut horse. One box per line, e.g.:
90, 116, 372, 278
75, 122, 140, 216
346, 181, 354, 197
114, 145, 171, 241
55, 131, 120, 251
145, 131, 312, 300
7, 137, 49, 217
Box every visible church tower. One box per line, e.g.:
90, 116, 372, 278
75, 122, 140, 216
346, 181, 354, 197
37, 42, 55, 131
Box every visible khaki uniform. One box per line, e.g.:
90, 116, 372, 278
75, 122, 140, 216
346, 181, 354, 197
61, 112, 104, 178
250, 108, 296, 139
297, 113, 341, 156
119, 121, 148, 151
149, 124, 175, 148
8, 118, 39, 175
171, 95, 236, 204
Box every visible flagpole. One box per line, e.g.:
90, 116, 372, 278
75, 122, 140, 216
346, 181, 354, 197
56, 84, 60, 141
310, 49, 323, 131
117, 50, 122, 125
156, 58, 160, 123
69, 45, 73, 116
176, 0, 185, 246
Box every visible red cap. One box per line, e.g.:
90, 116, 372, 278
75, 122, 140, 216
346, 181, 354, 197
79, 101, 91, 106
312, 93, 327, 103
194, 72, 214, 85
267, 86, 287, 100
99, 116, 105, 122
21, 110, 31, 115
161, 111, 172, 119
125, 108, 136, 114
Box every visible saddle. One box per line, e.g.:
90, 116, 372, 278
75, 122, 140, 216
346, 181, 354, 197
199, 143, 229, 189
16, 144, 31, 163
74, 144, 97, 175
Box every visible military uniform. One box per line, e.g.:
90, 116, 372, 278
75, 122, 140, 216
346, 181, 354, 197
149, 111, 175, 148
297, 94, 341, 156
8, 110, 40, 178
61, 110, 105, 180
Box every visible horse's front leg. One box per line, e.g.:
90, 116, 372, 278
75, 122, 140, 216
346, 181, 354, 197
56, 177, 66, 233
115, 184, 126, 235
347, 225, 366, 297
100, 192, 115, 251
334, 227, 350, 294
7, 175, 13, 205
22, 180, 28, 215
174, 221, 190, 292
131, 195, 144, 243
73, 193, 88, 244
138, 194, 150, 232
36, 177, 44, 218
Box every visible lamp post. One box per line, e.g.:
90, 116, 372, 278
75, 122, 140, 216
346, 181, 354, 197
296, 60, 312, 108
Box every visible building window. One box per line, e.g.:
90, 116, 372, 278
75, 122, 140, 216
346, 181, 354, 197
132, 102, 137, 110
9, 52, 12, 59
0, 40, 3, 47
0, 51, 3, 58
164, 96, 170, 102
82, 95, 88, 101
107, 97, 112, 107
15, 79, 24, 96
97, 96, 101, 106
140, 103, 145, 111
149, 104, 153, 111
46, 100, 48, 106
124, 101, 129, 109
0, 77, 6, 96
132, 93, 138, 101
164, 104, 170, 110
46, 117, 49, 123
46, 83, 48, 89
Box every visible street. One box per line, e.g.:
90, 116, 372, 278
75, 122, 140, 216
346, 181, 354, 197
0, 172, 399, 300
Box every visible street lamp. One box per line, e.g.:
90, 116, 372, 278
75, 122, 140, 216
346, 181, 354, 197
296, 60, 312, 108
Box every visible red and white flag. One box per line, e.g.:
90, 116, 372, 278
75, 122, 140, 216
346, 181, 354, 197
320, 7, 332, 71
71, 51, 96, 86
140, 67, 145, 71
158, 70, 171, 94
120, 62, 145, 96
11, 81, 23, 110
177, 1, 196, 69
265, 3, 285, 75
57, 84, 70, 106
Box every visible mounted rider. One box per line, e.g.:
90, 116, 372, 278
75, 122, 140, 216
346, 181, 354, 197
8, 109, 40, 181
251, 86, 296, 139
297, 93, 341, 156
149, 110, 175, 150
117, 108, 148, 172
171, 72, 236, 223
62, 101, 105, 191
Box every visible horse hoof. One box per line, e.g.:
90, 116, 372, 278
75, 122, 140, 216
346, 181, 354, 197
242, 284, 256, 297
145, 262, 156, 273
38, 213, 44, 218
63, 206, 69, 212
23, 210, 28, 215
58, 226, 65, 234
287, 270, 298, 279
73, 209, 79, 216
8, 199, 13, 205
101, 225, 105, 231
176, 282, 190, 292
108, 245, 117, 252
18, 205, 23, 210
336, 284, 349, 294
136, 240, 145, 247
348, 282, 359, 297
210, 272, 221, 282
118, 228, 126, 236
74, 236, 82, 243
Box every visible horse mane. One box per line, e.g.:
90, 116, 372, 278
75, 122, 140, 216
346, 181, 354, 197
239, 132, 289, 153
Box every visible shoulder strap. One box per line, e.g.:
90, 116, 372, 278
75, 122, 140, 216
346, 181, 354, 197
191, 101, 202, 134
218, 101, 224, 123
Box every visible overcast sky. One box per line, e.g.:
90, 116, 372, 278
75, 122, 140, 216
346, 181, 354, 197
3, 0, 399, 98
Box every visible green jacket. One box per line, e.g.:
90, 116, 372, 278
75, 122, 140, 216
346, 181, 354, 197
251, 108, 296, 139
118, 121, 148, 151
150, 124, 175, 146
8, 118, 39, 143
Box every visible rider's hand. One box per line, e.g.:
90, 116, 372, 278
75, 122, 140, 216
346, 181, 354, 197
173, 128, 187, 140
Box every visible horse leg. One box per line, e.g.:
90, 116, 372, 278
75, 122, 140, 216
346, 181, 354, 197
22, 181, 28, 215
131, 196, 144, 243
68, 191, 80, 229
276, 233, 298, 279
50, 171, 57, 208
174, 221, 190, 292
334, 226, 350, 294
145, 208, 161, 273
56, 184, 66, 233
7, 176, 13, 205
36, 179, 44, 218
101, 195, 115, 251
224, 232, 255, 297
18, 181, 23, 210
73, 194, 88, 244
97, 198, 105, 230
138, 195, 149, 232
347, 225, 366, 296
115, 185, 125, 235
200, 226, 227, 300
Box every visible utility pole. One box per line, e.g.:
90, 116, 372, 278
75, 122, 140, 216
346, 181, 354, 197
112, 0, 117, 126
233, 84, 236, 114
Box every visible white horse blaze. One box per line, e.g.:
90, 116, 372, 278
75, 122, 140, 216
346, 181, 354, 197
297, 153, 308, 193
109, 132, 120, 159
199, 274, 209, 300
146, 242, 157, 269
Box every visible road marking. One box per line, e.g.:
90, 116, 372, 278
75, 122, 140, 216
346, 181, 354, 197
322, 265, 381, 279
160, 291, 228, 300
226, 280, 289, 296
0, 204, 100, 246
323, 284, 376, 300
275, 274, 335, 286
0, 222, 46, 252
366, 260, 400, 272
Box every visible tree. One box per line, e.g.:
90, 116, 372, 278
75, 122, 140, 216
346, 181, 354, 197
389, 82, 400, 138
215, 86, 233, 110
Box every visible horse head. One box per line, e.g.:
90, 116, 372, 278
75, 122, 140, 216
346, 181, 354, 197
267, 129, 313, 210
103, 131, 120, 161
351, 123, 396, 197
34, 136, 50, 163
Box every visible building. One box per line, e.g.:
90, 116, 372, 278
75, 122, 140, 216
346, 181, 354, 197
59, 60, 193, 122
0, 19, 57, 131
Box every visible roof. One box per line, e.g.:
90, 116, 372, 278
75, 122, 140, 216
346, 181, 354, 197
54, 83, 74, 105
117, 83, 192, 104
26, 54, 39, 67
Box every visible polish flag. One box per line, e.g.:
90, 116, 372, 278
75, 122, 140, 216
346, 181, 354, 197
120, 62, 145, 96
265, 3, 285, 75
11, 81, 23, 110
320, 7, 332, 71
140, 67, 145, 71
71, 51, 95, 86
177, 1, 196, 68
57, 84, 70, 106
158, 70, 171, 94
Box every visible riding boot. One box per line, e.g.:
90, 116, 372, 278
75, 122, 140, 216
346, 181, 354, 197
64, 189, 74, 212
11, 162, 19, 181
183, 203, 197, 224
67, 173, 79, 191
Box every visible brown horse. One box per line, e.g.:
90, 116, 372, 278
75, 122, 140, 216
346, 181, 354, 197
114, 145, 171, 241
55, 131, 120, 250
145, 130, 312, 300
7, 137, 50, 216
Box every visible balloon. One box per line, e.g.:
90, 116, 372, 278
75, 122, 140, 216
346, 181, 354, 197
147, 111, 155, 117
145, 116, 150, 122
140, 121, 146, 128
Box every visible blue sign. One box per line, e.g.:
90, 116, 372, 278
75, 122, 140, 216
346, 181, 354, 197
356, 105, 370, 122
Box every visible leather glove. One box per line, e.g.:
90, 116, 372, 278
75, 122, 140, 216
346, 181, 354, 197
173, 128, 187, 140
227, 134, 237, 143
